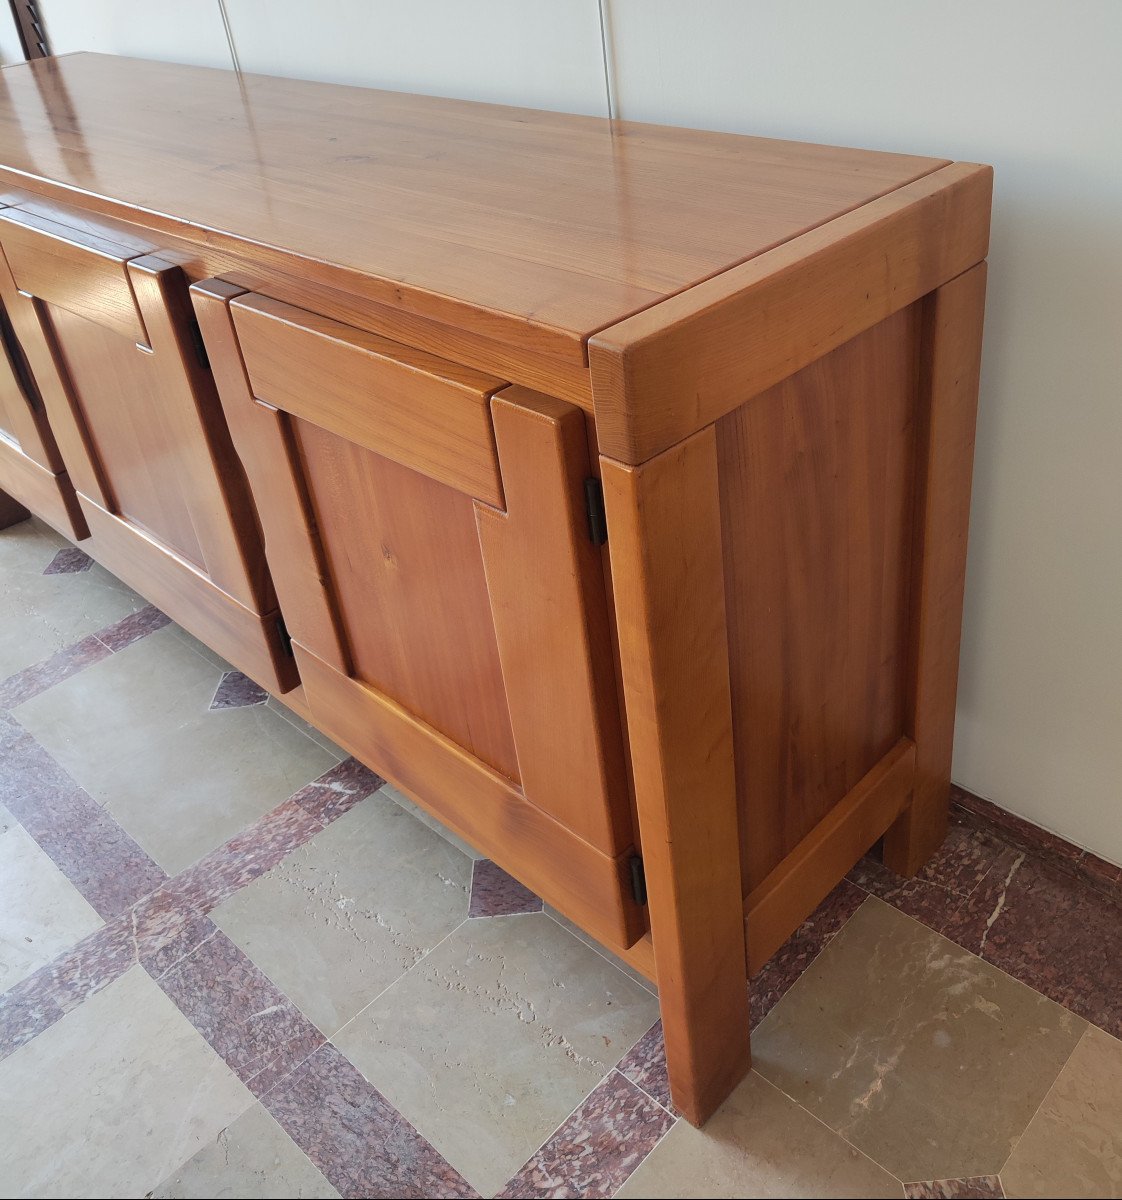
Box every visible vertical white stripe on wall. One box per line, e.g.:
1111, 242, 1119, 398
608, 0, 1122, 864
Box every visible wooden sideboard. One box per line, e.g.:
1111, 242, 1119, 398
0, 53, 992, 1124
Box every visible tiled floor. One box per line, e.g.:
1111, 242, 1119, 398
2, 516, 1122, 1199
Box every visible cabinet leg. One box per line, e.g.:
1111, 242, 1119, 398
884, 264, 988, 876
601, 428, 750, 1126
0, 488, 30, 530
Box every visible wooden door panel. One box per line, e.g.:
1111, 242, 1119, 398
194, 277, 642, 947
48, 302, 205, 566
0, 207, 292, 692
294, 419, 520, 779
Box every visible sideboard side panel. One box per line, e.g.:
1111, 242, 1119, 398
717, 303, 922, 893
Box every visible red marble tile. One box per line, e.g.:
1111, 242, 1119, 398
42, 547, 93, 574
290, 757, 386, 826
945, 849, 1122, 1036
0, 634, 111, 708
904, 1177, 1004, 1198
155, 925, 324, 1098
751, 879, 867, 1027
263, 1042, 477, 1199
0, 715, 165, 918
615, 1021, 672, 1112
497, 1070, 675, 1199
93, 602, 171, 653
209, 669, 268, 710
162, 797, 326, 914
950, 785, 1081, 865
0, 979, 64, 1059
468, 859, 543, 918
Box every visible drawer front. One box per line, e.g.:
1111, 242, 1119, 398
194, 279, 643, 950
0, 205, 295, 692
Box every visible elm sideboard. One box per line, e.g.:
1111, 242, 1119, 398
0, 53, 991, 1124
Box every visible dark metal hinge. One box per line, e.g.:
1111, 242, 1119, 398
188, 316, 211, 371
629, 855, 647, 906
584, 476, 607, 546
275, 616, 294, 658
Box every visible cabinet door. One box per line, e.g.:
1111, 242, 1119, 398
0, 207, 295, 692
193, 280, 643, 949
0, 295, 87, 539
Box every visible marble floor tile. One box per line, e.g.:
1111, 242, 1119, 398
13, 626, 336, 873
380, 781, 483, 860
0, 825, 104, 995
210, 669, 269, 710
262, 1042, 475, 1199
944, 851, 1122, 1038
212, 791, 471, 1035
615, 1070, 899, 1199
0, 964, 254, 1198
151, 1102, 340, 1198
500, 1068, 675, 1199
469, 858, 543, 918
334, 911, 660, 1197
905, 1179, 1004, 1198
0, 800, 16, 833
42, 546, 93, 574
752, 897, 1085, 1182
616, 1020, 673, 1111
1001, 1025, 1122, 1199
0, 518, 144, 679
542, 905, 658, 995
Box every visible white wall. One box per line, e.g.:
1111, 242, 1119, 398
29, 1, 1122, 863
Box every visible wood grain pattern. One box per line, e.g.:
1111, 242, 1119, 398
476, 386, 633, 854
590, 163, 992, 462
716, 305, 921, 894
231, 294, 505, 506
0, 54, 946, 364
79, 496, 298, 694
0, 431, 86, 540
127, 256, 273, 610
884, 263, 988, 875
601, 428, 750, 1125
0, 297, 62, 471
296, 419, 520, 780
191, 279, 350, 674
745, 738, 915, 973
296, 642, 643, 950
0, 207, 150, 344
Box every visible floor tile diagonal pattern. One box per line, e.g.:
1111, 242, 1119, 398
4, 515, 1122, 1197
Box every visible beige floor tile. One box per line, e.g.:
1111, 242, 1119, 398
617, 1070, 899, 1198
265, 695, 348, 763
753, 897, 1085, 1182
212, 792, 472, 1035
0, 964, 254, 1198
0, 825, 103, 995
13, 626, 336, 874
543, 904, 658, 995
379, 782, 484, 860
334, 911, 660, 1197
0, 518, 144, 678
1002, 1025, 1122, 1198
150, 1102, 339, 1199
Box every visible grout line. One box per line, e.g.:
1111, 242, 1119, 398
540, 907, 658, 996
993, 1023, 1088, 1179
326, 916, 471, 1048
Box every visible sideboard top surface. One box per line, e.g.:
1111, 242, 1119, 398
0, 53, 948, 364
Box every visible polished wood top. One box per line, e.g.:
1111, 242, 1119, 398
0, 53, 947, 364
